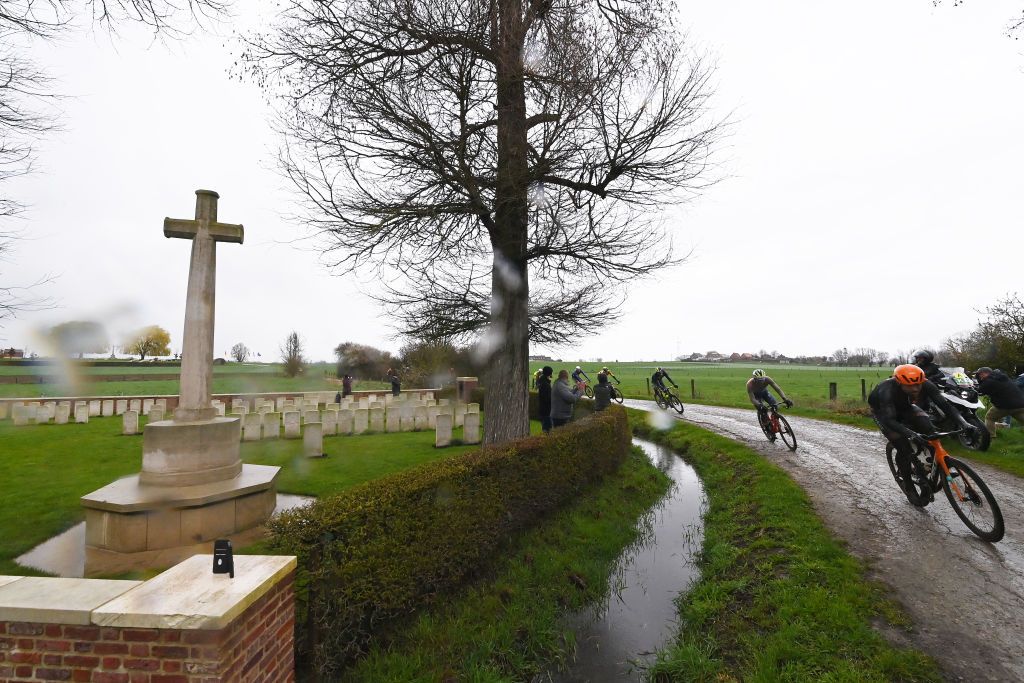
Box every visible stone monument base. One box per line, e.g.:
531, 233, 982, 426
81, 464, 279, 576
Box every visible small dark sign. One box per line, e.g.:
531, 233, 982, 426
213, 539, 234, 578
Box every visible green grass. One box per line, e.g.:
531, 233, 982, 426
0, 415, 478, 576
629, 409, 941, 682
341, 442, 671, 681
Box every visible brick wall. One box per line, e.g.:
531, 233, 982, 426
0, 571, 294, 683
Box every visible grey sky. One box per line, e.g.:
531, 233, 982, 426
2, 1, 1023, 363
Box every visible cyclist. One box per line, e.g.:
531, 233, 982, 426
597, 366, 620, 384
868, 364, 974, 505
747, 369, 793, 412
912, 349, 945, 383
571, 365, 591, 387
651, 366, 677, 398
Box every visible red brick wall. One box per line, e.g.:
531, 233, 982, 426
0, 571, 294, 683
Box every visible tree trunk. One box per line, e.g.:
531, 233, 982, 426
484, 0, 531, 445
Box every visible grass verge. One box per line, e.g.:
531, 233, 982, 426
628, 409, 941, 682
338, 443, 671, 681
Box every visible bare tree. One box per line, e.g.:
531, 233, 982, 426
230, 342, 249, 362
280, 331, 305, 377
0, 0, 230, 322
245, 0, 724, 443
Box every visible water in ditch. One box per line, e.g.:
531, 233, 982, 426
542, 436, 707, 682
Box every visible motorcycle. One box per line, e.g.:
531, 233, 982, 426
926, 367, 990, 451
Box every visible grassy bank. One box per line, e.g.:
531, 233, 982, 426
0, 416, 479, 576
629, 409, 941, 682
340, 443, 671, 681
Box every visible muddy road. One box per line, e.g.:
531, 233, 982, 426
624, 400, 1024, 681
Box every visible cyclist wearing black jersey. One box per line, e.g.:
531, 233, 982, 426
869, 364, 974, 505
571, 365, 591, 386
651, 367, 676, 393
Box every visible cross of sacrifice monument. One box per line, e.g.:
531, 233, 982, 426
80, 190, 279, 575
164, 189, 243, 422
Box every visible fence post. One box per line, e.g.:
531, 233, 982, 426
861, 378, 867, 402
691, 378, 696, 398
646, 378, 651, 396
829, 382, 837, 401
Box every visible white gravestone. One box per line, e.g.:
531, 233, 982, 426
122, 410, 139, 435
414, 406, 429, 431
358, 397, 369, 409
400, 413, 415, 432
370, 407, 385, 432
54, 403, 70, 425
11, 406, 28, 426
463, 412, 481, 445
75, 402, 89, 424
467, 403, 480, 414
115, 399, 127, 415
129, 399, 141, 413
284, 411, 301, 439
141, 398, 153, 416
89, 400, 101, 417
304, 422, 323, 458
354, 408, 369, 435
275, 397, 288, 411
454, 405, 465, 428
212, 400, 226, 416
322, 410, 338, 436
262, 412, 280, 440
38, 403, 55, 423
155, 398, 168, 411
385, 410, 400, 433
437, 398, 449, 407
302, 410, 320, 425
337, 409, 354, 435
148, 404, 165, 423
101, 400, 114, 417
243, 412, 263, 441
435, 413, 452, 447
0, 403, 7, 420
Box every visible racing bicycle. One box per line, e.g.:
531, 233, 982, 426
756, 403, 797, 451
653, 384, 685, 414
885, 429, 1004, 543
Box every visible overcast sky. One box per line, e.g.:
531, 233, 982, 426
2, 1, 1023, 363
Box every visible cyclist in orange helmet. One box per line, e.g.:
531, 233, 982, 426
868, 364, 975, 505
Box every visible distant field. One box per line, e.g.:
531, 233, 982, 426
528, 360, 895, 414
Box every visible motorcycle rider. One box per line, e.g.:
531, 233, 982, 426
747, 369, 793, 412
869, 364, 974, 505
912, 349, 944, 383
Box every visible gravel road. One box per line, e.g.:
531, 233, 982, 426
624, 399, 1024, 681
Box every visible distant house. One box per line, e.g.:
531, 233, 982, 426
704, 351, 724, 361
0, 348, 24, 358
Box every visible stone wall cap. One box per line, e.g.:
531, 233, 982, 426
0, 577, 142, 625
92, 554, 296, 630
81, 464, 279, 512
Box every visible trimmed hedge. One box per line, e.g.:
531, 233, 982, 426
268, 405, 630, 678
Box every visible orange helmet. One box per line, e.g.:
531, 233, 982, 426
893, 364, 926, 386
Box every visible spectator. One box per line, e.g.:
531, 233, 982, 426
387, 367, 401, 397
975, 367, 1024, 437
593, 373, 612, 411
536, 366, 553, 432
334, 391, 342, 404
342, 373, 354, 398
551, 369, 581, 428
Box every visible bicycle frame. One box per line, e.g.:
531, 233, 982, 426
924, 432, 972, 505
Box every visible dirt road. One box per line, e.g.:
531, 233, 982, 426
625, 400, 1024, 681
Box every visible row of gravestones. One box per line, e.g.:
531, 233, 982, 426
7, 398, 170, 426
231, 403, 483, 453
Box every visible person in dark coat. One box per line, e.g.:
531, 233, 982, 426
975, 367, 1024, 436
593, 373, 612, 411
387, 368, 401, 397
551, 369, 581, 428
536, 366, 553, 432
342, 373, 353, 398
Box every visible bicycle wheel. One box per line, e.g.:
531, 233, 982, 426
669, 393, 684, 414
942, 457, 1004, 542
757, 410, 775, 442
777, 414, 797, 451
885, 442, 929, 507
654, 391, 667, 409
584, 384, 594, 399
612, 387, 624, 404
957, 415, 991, 452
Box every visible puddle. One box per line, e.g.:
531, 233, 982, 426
545, 438, 707, 682
15, 493, 314, 577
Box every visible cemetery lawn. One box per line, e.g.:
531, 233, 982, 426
629, 410, 942, 682
0, 416, 483, 577
342, 442, 672, 681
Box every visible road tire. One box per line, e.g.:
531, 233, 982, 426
958, 415, 991, 452
584, 384, 594, 399
885, 442, 929, 508
757, 409, 775, 442
669, 394, 684, 414
942, 456, 1004, 542
655, 391, 667, 409
611, 387, 624, 404
777, 414, 797, 451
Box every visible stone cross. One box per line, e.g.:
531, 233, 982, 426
164, 190, 243, 421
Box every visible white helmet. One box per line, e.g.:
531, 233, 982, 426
575, 365, 581, 370
752, 369, 765, 377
